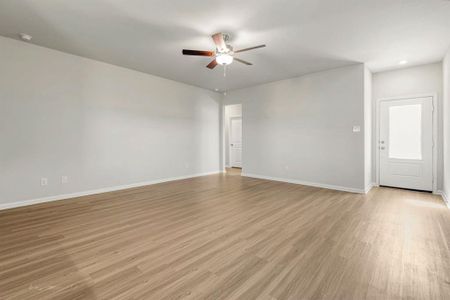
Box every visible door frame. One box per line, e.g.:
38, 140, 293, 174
229, 116, 242, 168
221, 104, 243, 172
375, 93, 437, 192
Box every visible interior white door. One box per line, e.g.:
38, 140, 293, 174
230, 117, 242, 168
379, 97, 433, 191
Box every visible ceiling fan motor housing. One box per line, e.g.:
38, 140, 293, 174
222, 33, 230, 43
218, 45, 233, 55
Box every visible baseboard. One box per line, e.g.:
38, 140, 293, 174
436, 190, 449, 208
241, 173, 366, 194
365, 183, 374, 194
0, 170, 223, 211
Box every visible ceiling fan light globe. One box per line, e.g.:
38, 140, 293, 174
216, 54, 233, 65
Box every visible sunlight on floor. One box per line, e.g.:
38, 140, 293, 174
405, 198, 446, 209
225, 167, 242, 176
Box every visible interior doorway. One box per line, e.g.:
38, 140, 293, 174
229, 117, 242, 168
224, 104, 242, 174
378, 96, 435, 191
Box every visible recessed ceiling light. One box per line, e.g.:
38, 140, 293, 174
398, 60, 408, 65
19, 33, 32, 42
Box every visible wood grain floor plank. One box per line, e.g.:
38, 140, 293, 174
1, 169, 449, 299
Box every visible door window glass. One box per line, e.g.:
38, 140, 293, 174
389, 104, 422, 159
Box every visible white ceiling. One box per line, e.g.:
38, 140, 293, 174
1, 0, 450, 91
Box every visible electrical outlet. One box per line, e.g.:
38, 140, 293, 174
352, 125, 361, 133
41, 178, 48, 186
61, 176, 68, 184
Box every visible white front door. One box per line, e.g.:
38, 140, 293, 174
379, 97, 433, 191
230, 117, 242, 168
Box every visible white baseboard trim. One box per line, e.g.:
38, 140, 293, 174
365, 183, 375, 194
435, 190, 449, 208
241, 173, 366, 194
0, 170, 223, 211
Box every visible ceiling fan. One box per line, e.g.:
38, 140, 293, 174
182, 33, 266, 69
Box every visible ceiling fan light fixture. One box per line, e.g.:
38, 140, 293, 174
216, 53, 233, 65
182, 33, 265, 69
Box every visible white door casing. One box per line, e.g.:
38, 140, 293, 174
230, 117, 242, 168
379, 97, 433, 191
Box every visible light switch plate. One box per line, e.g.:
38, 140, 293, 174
352, 125, 361, 133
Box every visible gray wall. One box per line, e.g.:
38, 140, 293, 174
364, 67, 373, 190
0, 37, 221, 206
224, 64, 367, 191
444, 51, 450, 202
372, 63, 443, 190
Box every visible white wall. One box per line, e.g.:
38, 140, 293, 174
0, 36, 221, 207
372, 63, 443, 190
224, 64, 367, 192
364, 67, 372, 191
224, 104, 242, 167
443, 51, 450, 204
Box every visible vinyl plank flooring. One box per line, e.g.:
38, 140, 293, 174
0, 171, 449, 299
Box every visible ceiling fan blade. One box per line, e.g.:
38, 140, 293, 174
206, 59, 218, 69
182, 49, 214, 56
235, 44, 266, 53
235, 58, 253, 65
211, 33, 227, 52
